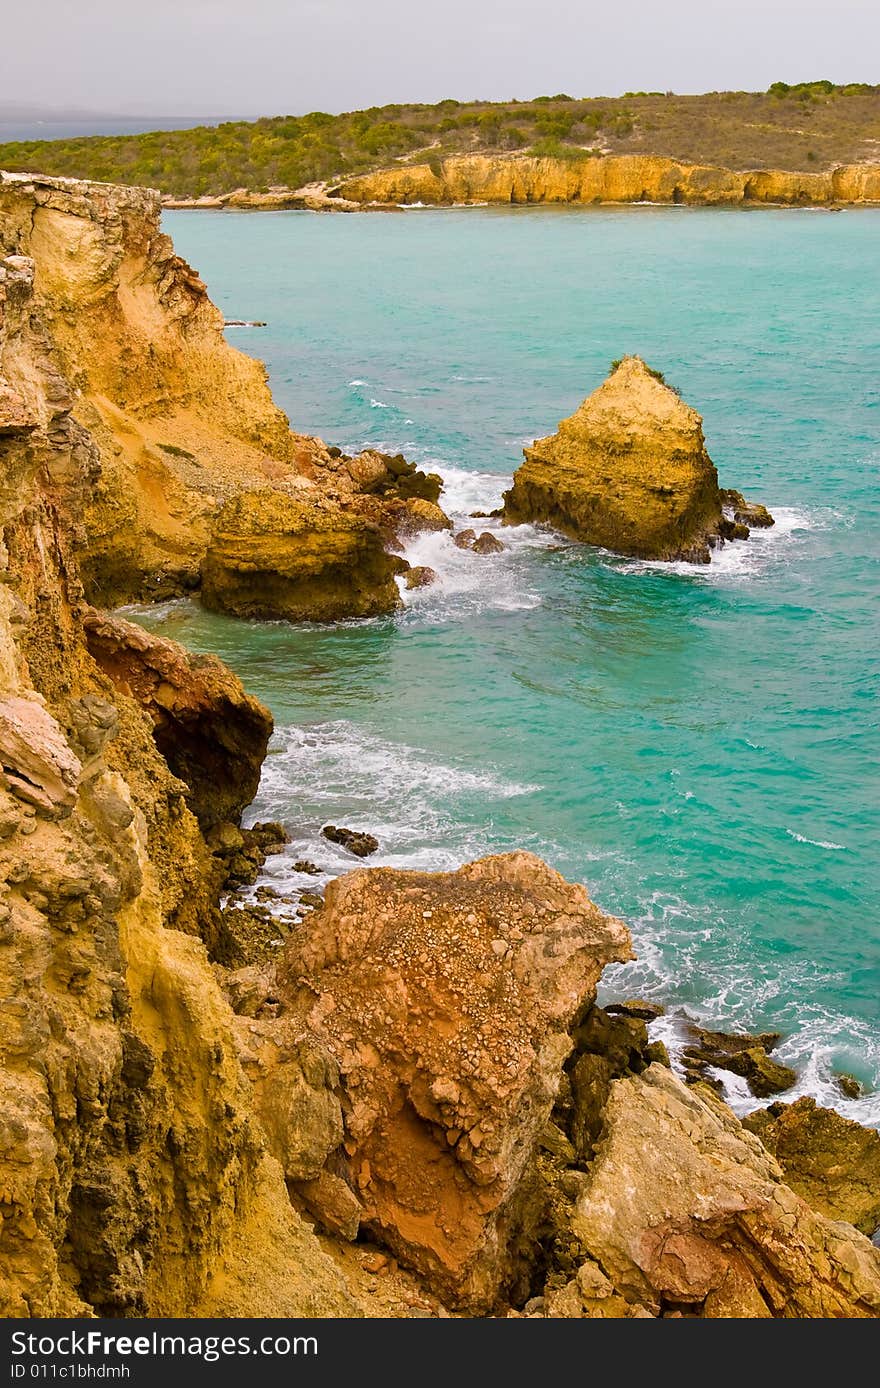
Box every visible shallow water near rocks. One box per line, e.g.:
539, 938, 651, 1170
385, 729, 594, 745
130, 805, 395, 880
142, 205, 879, 1123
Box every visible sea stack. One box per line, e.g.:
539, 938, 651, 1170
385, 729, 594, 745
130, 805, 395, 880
503, 356, 728, 562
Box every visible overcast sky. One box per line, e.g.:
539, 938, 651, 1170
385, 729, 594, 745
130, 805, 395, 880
2, 0, 878, 117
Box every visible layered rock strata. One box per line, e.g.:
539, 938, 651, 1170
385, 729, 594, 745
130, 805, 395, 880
503, 356, 771, 562
0, 224, 357, 1318
334, 154, 880, 208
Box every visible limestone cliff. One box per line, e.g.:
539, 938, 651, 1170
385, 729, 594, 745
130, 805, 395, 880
334, 154, 880, 208
0, 239, 357, 1317
503, 356, 755, 562
0, 170, 443, 620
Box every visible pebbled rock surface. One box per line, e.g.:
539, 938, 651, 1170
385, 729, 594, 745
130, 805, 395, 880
277, 851, 633, 1310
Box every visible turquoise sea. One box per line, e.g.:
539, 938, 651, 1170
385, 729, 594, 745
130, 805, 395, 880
148, 206, 879, 1123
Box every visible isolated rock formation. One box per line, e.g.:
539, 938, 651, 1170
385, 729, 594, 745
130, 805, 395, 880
278, 851, 633, 1310
503, 357, 772, 562
744, 1097, 880, 1236
83, 608, 272, 829
568, 1065, 880, 1317
334, 153, 880, 209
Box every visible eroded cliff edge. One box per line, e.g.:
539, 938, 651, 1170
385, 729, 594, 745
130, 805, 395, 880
0, 178, 364, 1317
0, 170, 447, 621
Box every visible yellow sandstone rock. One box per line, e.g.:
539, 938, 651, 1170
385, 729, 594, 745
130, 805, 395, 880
503, 356, 725, 562
335, 153, 880, 208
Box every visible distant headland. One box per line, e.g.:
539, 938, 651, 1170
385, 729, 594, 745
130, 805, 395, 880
2, 82, 880, 209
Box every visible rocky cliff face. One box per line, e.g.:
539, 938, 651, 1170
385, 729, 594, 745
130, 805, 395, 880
3, 171, 878, 1323
335, 154, 880, 207
0, 170, 443, 620
0, 221, 357, 1318
503, 356, 749, 562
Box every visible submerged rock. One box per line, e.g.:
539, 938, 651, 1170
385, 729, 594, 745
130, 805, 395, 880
471, 532, 506, 555
503, 357, 772, 563
321, 824, 379, 857
743, 1097, 880, 1235
277, 851, 633, 1310
720, 488, 775, 528
404, 565, 438, 590
683, 1024, 796, 1098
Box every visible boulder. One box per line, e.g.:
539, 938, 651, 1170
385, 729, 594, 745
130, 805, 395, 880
404, 565, 438, 590
84, 608, 272, 830
569, 1065, 880, 1317
682, 1023, 796, 1098
503, 357, 726, 562
743, 1097, 880, 1235
720, 488, 775, 528
321, 824, 379, 857
277, 851, 633, 1310
201, 490, 402, 622
471, 532, 506, 555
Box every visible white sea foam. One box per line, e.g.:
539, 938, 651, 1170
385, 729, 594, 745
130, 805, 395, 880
603, 889, 880, 1129
243, 719, 541, 903
609, 505, 818, 584
369, 398, 388, 409
348, 378, 368, 386
786, 829, 847, 851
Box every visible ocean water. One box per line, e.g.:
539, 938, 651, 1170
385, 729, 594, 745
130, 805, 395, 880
145, 206, 879, 1123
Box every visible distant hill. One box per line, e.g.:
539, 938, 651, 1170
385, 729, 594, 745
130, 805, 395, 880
1, 83, 879, 198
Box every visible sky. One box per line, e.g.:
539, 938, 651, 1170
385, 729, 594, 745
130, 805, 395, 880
1, 0, 878, 118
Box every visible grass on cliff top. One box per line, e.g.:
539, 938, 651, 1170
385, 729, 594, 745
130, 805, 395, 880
2, 83, 880, 198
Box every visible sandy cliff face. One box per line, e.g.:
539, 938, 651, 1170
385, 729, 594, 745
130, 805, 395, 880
335, 154, 880, 207
0, 239, 356, 1317
0, 170, 433, 618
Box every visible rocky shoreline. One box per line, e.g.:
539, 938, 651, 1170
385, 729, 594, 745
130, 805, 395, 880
160, 154, 880, 213
1, 168, 878, 1319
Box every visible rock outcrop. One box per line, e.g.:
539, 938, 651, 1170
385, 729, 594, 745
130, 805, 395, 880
567, 1065, 880, 1317
200, 490, 403, 622
504, 357, 734, 561
0, 217, 357, 1318
334, 154, 880, 209
744, 1097, 880, 1236
0, 170, 444, 622
682, 1023, 796, 1097
277, 851, 633, 1310
83, 608, 272, 829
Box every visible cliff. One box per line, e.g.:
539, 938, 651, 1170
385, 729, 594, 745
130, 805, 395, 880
2, 172, 879, 1322
0, 236, 360, 1316
0, 170, 444, 618
334, 154, 880, 208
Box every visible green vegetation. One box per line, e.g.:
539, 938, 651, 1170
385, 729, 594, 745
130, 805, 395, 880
611, 359, 681, 395
2, 86, 879, 198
